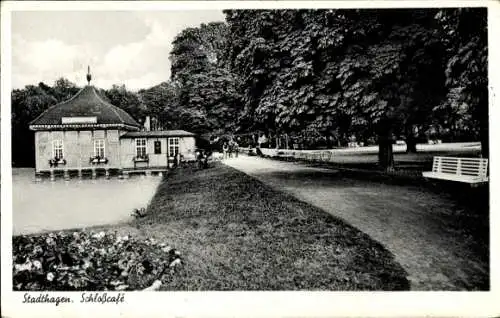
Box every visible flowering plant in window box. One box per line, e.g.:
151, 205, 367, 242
48, 157, 66, 168
89, 156, 109, 165
134, 154, 149, 162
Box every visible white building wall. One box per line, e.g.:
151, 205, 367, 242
34, 131, 197, 172
120, 138, 136, 169
178, 137, 196, 158
34, 129, 124, 172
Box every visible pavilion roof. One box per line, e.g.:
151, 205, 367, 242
29, 85, 141, 131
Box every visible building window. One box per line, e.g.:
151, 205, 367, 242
168, 137, 179, 156
94, 139, 105, 158
136, 138, 147, 157
154, 141, 162, 154
52, 140, 64, 159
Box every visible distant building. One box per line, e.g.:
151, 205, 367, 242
29, 68, 196, 179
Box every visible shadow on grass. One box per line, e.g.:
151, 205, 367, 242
137, 163, 410, 290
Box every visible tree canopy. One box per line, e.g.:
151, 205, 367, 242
223, 8, 487, 168
169, 21, 243, 135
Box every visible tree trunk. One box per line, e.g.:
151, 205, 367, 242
479, 102, 489, 158
406, 134, 417, 153
378, 122, 395, 171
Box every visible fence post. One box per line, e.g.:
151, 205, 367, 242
456, 158, 461, 175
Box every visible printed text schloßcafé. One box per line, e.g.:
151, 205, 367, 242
81, 292, 125, 304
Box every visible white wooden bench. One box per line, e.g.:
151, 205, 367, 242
422, 156, 488, 185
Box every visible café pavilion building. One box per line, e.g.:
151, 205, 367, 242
29, 70, 196, 180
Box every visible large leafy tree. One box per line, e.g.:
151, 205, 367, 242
435, 8, 488, 157
138, 82, 179, 130
103, 84, 146, 123
169, 21, 242, 135
225, 9, 453, 170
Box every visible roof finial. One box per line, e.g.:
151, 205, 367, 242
86, 65, 92, 85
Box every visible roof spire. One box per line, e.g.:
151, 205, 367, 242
86, 65, 92, 85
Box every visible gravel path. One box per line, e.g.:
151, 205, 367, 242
223, 156, 488, 290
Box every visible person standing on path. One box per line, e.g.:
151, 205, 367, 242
223, 142, 229, 160
228, 140, 233, 159
233, 140, 239, 158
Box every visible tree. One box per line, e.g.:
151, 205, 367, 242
435, 8, 488, 157
52, 78, 80, 101
138, 82, 179, 130
224, 9, 449, 170
104, 84, 146, 123
169, 21, 242, 135
11, 83, 60, 166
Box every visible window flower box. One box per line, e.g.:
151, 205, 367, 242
134, 154, 149, 162
89, 156, 109, 165
49, 157, 66, 168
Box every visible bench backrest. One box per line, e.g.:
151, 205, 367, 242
432, 156, 488, 178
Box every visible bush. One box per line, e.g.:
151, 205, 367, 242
13, 230, 182, 291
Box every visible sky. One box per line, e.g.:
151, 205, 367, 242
12, 11, 226, 91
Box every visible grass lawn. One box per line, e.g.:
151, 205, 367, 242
131, 162, 410, 290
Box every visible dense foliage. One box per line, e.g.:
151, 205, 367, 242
12, 80, 78, 166
434, 8, 488, 156
169, 22, 243, 134
13, 230, 182, 291
224, 8, 487, 169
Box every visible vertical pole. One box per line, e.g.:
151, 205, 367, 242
78, 130, 81, 178
50, 169, 55, 182
167, 137, 170, 168
456, 158, 461, 176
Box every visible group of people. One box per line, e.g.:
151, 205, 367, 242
195, 149, 212, 169
222, 140, 239, 159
